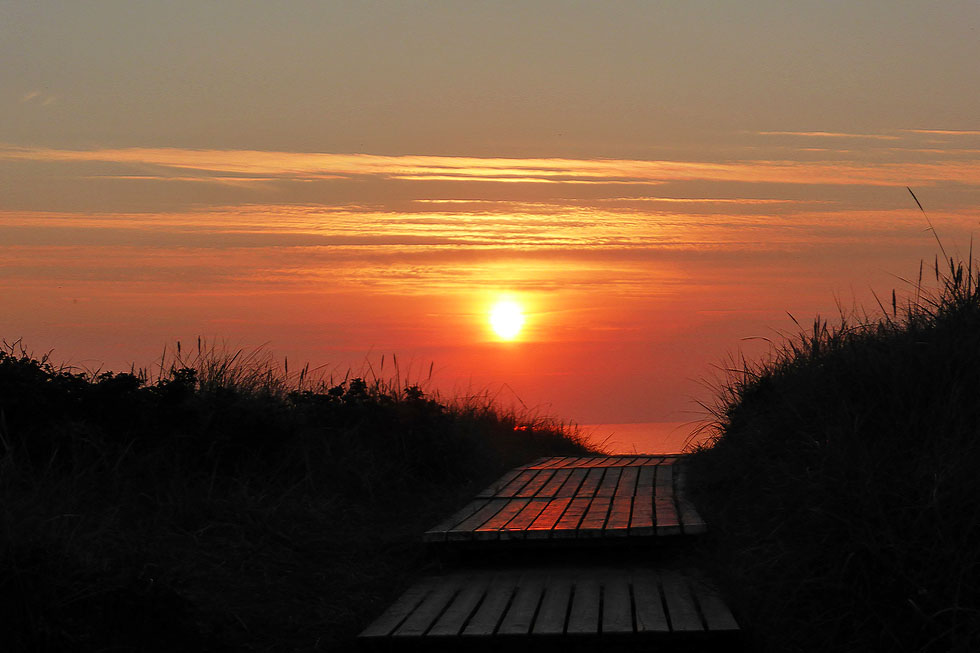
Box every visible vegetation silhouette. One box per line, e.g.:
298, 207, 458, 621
0, 340, 594, 651
689, 247, 980, 652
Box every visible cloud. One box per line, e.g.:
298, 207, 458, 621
2, 145, 979, 189
20, 90, 57, 106
902, 129, 980, 137
754, 130, 901, 140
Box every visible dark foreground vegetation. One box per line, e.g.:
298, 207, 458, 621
688, 254, 980, 652
0, 343, 594, 651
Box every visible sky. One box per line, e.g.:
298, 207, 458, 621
2, 2, 978, 449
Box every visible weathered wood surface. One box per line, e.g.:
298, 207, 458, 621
359, 567, 739, 641
425, 456, 706, 542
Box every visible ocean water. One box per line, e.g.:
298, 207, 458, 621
580, 422, 712, 455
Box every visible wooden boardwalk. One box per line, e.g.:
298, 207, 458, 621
425, 455, 705, 542
359, 455, 740, 650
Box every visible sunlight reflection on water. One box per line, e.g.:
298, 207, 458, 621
582, 422, 711, 455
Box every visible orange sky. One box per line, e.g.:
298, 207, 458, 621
1, 3, 978, 442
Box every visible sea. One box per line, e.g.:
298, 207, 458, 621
579, 422, 712, 455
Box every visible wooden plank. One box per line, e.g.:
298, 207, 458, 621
495, 469, 540, 498
575, 467, 605, 497
690, 577, 739, 632
448, 498, 510, 541
424, 499, 490, 542
525, 497, 573, 539
499, 498, 550, 538
603, 496, 633, 535
601, 573, 634, 634
462, 573, 516, 636
553, 456, 588, 468
536, 468, 572, 497
632, 570, 669, 634
540, 456, 573, 469
360, 576, 439, 638
595, 468, 622, 498
636, 456, 663, 466
532, 575, 572, 635
393, 575, 461, 637
577, 496, 612, 536
515, 469, 555, 497
566, 575, 600, 635
474, 498, 530, 540
654, 465, 681, 536
476, 469, 522, 498
522, 456, 550, 469
614, 466, 640, 497
675, 467, 708, 535
555, 468, 588, 497
609, 456, 637, 467
497, 572, 546, 636
660, 570, 704, 632
551, 497, 591, 536
427, 574, 491, 637
629, 492, 654, 536
523, 457, 554, 469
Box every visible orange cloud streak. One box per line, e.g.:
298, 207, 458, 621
2, 145, 979, 187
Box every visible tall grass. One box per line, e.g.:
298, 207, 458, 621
0, 340, 595, 651
687, 253, 980, 652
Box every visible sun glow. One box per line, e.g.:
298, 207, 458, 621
489, 299, 525, 340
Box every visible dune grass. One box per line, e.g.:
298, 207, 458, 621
687, 253, 980, 652
0, 340, 596, 651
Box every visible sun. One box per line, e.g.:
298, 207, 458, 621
489, 299, 525, 340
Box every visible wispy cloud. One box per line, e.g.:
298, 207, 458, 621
755, 130, 900, 140
902, 129, 980, 136
2, 145, 979, 188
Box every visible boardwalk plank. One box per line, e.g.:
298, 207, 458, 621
474, 498, 530, 540
500, 498, 550, 538
538, 456, 572, 469
614, 466, 640, 497
393, 575, 461, 637
553, 456, 588, 468
555, 468, 588, 497
359, 576, 439, 638
525, 497, 573, 539
654, 465, 681, 536
516, 469, 555, 497
603, 496, 633, 535
690, 577, 740, 632
602, 573, 634, 634
661, 570, 704, 632
551, 497, 591, 537
476, 469, 522, 498
462, 573, 516, 636
630, 466, 656, 535
523, 456, 549, 469
577, 496, 612, 536
496, 470, 540, 498
629, 493, 654, 536
567, 575, 600, 635
448, 498, 510, 541
532, 576, 572, 635
595, 468, 622, 497
675, 466, 708, 535
575, 468, 605, 497
424, 499, 490, 542
497, 572, 545, 636
536, 468, 572, 497
427, 574, 490, 637
632, 570, 669, 633
609, 456, 637, 467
